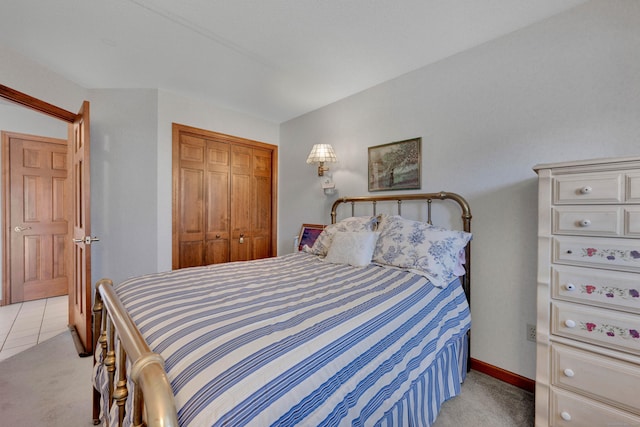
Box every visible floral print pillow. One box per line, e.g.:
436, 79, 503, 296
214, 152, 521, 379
303, 216, 378, 256
373, 215, 472, 288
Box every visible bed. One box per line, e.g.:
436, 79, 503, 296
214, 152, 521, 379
92, 192, 472, 427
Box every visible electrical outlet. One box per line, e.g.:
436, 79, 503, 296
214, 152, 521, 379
527, 324, 536, 342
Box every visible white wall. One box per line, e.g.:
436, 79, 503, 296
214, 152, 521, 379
278, 0, 640, 379
89, 89, 159, 285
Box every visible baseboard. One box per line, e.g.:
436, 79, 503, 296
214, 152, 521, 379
470, 358, 535, 394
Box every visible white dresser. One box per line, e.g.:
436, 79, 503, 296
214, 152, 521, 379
534, 157, 640, 426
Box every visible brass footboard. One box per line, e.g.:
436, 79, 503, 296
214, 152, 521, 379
92, 278, 179, 427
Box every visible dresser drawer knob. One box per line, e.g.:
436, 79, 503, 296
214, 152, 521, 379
565, 283, 576, 291
563, 368, 575, 377
565, 319, 576, 328
579, 219, 591, 227
580, 186, 592, 194
561, 411, 572, 421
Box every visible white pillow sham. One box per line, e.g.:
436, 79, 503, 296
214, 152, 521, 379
324, 231, 380, 267
303, 216, 378, 256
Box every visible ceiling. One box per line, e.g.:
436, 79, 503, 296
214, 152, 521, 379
1, 0, 587, 123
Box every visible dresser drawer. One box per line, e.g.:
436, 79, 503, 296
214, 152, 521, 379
625, 207, 640, 237
553, 172, 623, 204
552, 206, 622, 236
551, 301, 640, 355
626, 173, 640, 203
551, 343, 640, 415
550, 388, 640, 427
553, 236, 640, 273
552, 266, 640, 314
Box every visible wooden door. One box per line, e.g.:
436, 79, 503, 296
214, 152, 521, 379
69, 101, 92, 354
174, 132, 230, 268
3, 132, 70, 303
173, 123, 277, 269
251, 147, 273, 260
230, 145, 273, 261
0, 86, 93, 354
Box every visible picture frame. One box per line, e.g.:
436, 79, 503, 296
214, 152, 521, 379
368, 137, 421, 192
297, 223, 326, 251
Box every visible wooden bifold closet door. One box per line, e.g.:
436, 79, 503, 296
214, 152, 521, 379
172, 124, 277, 269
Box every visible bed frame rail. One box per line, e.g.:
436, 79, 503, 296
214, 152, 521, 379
331, 191, 472, 301
92, 279, 179, 427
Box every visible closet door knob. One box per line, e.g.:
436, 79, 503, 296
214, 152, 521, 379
580, 186, 592, 194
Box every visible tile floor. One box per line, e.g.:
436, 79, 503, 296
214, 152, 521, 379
0, 295, 68, 362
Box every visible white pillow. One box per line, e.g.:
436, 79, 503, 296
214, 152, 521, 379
304, 216, 378, 256
324, 232, 380, 267
373, 215, 472, 288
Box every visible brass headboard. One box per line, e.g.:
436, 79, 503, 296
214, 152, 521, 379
330, 191, 472, 303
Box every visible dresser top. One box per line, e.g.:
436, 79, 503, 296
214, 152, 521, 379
533, 156, 640, 172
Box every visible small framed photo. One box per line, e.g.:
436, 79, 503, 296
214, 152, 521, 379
368, 137, 421, 192
298, 224, 326, 251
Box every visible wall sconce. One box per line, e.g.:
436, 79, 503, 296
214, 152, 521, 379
306, 144, 337, 176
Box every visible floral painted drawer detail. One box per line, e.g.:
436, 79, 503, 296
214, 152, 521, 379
553, 236, 640, 272
581, 284, 639, 300
552, 266, 640, 314
579, 321, 639, 340
552, 302, 640, 356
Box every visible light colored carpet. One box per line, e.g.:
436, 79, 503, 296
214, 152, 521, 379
0, 331, 534, 426
0, 330, 94, 426
432, 369, 534, 427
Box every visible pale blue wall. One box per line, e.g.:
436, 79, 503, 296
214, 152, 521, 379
279, 1, 640, 379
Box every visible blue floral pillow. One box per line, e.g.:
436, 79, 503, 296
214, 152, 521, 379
373, 215, 472, 288
303, 216, 378, 256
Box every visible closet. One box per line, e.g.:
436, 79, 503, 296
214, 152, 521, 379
172, 123, 277, 269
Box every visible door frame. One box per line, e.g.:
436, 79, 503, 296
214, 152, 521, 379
0, 85, 79, 307
2, 131, 71, 304
0, 86, 93, 355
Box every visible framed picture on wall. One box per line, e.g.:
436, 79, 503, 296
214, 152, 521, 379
368, 137, 421, 191
297, 224, 326, 251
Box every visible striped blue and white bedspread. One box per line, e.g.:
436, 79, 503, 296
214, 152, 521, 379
115, 252, 471, 426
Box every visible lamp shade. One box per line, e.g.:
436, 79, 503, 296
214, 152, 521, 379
306, 144, 337, 164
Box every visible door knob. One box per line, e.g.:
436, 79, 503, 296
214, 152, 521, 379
73, 236, 100, 244
14, 225, 31, 232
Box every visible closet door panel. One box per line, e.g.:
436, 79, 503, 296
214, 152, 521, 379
173, 124, 277, 268
205, 140, 230, 265
231, 145, 252, 262
252, 148, 272, 260
179, 167, 204, 267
